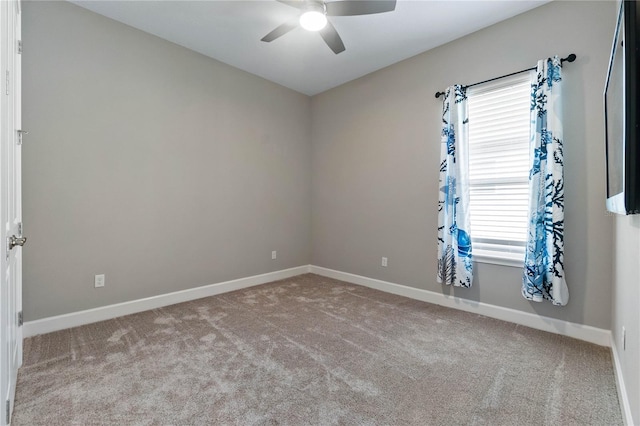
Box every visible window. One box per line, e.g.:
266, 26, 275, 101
467, 72, 533, 267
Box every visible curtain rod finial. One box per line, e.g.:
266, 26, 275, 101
564, 53, 577, 63
435, 91, 444, 99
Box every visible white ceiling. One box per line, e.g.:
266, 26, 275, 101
70, 0, 551, 96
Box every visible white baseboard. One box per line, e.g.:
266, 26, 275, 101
611, 339, 635, 426
23, 265, 311, 338
309, 265, 611, 347
25, 264, 611, 349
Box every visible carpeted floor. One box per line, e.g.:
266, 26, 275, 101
13, 273, 622, 425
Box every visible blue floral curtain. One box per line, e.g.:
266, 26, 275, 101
522, 56, 569, 305
437, 85, 473, 288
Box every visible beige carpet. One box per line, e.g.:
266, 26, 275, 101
13, 274, 622, 425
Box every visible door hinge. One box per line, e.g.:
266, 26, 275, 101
17, 40, 22, 55
5, 399, 9, 424
18, 311, 23, 327
17, 222, 22, 237
17, 130, 27, 145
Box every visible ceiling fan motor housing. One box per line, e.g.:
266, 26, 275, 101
305, 1, 326, 14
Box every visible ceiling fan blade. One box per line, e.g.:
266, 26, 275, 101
276, 0, 305, 9
261, 20, 299, 42
319, 21, 345, 54
326, 0, 396, 16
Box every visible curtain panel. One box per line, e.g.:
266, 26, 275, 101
437, 85, 473, 288
522, 56, 569, 306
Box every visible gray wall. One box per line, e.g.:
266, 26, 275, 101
612, 215, 640, 424
24, 2, 620, 330
22, 1, 311, 320
610, 3, 640, 422
311, 0, 616, 329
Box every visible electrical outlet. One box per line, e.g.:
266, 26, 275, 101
272, 250, 277, 260
622, 326, 626, 351
94, 274, 105, 288
381, 257, 388, 267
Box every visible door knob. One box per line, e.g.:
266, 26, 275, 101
8, 235, 26, 250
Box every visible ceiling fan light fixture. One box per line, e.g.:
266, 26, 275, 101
299, 7, 327, 32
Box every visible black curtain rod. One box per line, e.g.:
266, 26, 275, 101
434, 53, 577, 99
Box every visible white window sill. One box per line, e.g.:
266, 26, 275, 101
473, 250, 524, 268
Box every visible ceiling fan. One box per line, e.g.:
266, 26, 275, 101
261, 0, 397, 54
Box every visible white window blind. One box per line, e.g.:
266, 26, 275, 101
467, 72, 533, 266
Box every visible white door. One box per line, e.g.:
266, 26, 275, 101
0, 1, 22, 424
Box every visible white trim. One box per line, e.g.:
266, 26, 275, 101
23, 265, 311, 337
25, 264, 611, 348
474, 252, 523, 268
309, 265, 611, 347
611, 339, 635, 426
